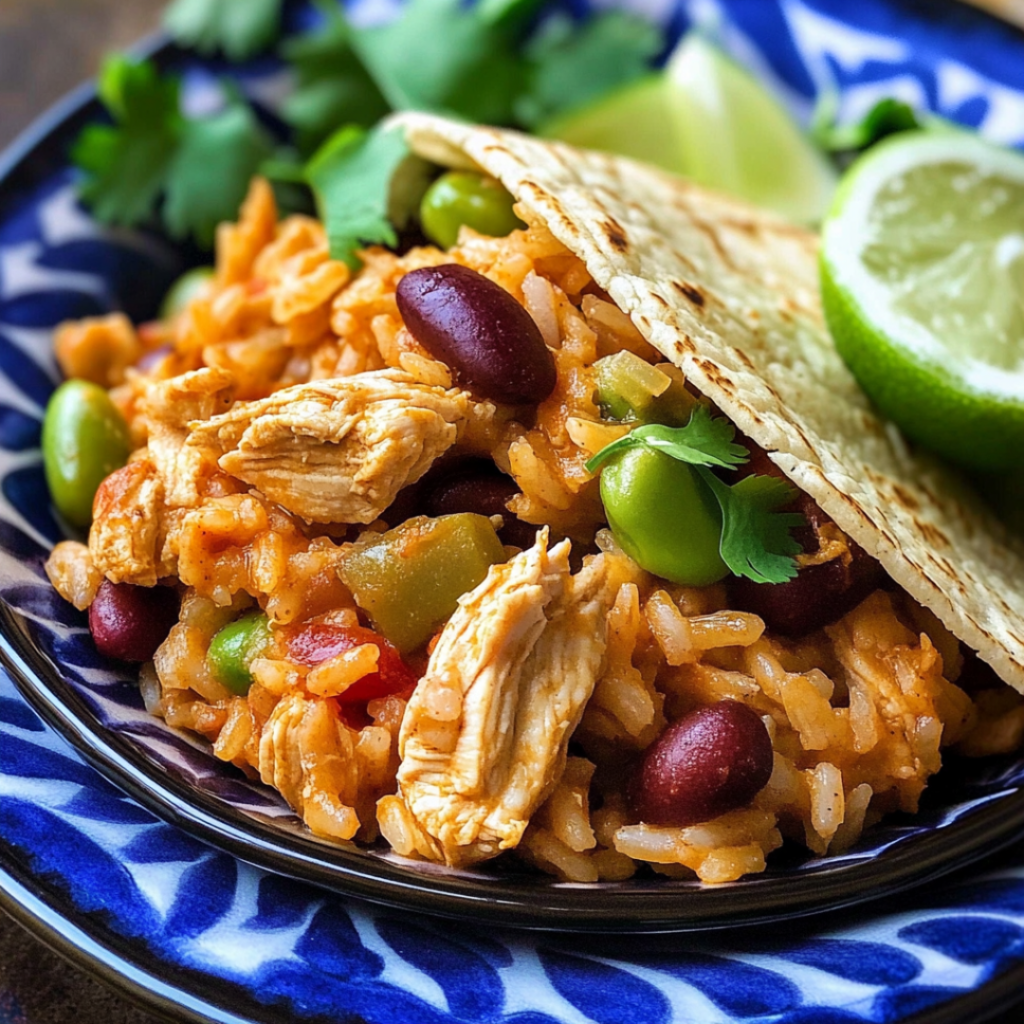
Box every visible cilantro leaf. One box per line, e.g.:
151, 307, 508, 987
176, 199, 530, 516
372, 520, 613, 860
811, 94, 921, 155
697, 470, 803, 584
165, 0, 283, 62
586, 405, 749, 474
281, 0, 390, 155
73, 56, 276, 247
587, 407, 803, 583
164, 96, 275, 247
308, 125, 431, 269
351, 0, 543, 125
72, 56, 182, 226
516, 11, 663, 129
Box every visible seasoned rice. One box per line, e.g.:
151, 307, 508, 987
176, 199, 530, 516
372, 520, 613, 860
44, 179, 1024, 884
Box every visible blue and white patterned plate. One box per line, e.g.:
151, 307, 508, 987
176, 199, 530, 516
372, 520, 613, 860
3, 0, 1024, 1016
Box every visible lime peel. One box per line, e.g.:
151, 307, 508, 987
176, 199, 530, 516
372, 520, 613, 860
540, 32, 836, 225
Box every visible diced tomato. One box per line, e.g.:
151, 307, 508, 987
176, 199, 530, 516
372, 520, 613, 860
285, 623, 418, 704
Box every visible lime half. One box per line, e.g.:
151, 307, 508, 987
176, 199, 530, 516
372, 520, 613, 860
821, 131, 1024, 471
540, 33, 836, 225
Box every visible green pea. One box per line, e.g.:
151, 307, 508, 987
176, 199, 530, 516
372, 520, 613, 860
160, 266, 215, 320
600, 447, 728, 586
42, 380, 132, 530
207, 611, 274, 696
420, 172, 525, 249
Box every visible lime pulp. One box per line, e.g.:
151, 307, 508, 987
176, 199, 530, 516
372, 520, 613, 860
820, 130, 1024, 471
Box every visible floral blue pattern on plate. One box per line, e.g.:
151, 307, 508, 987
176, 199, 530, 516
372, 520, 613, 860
2, 0, 1024, 1014
6, 663, 1024, 1023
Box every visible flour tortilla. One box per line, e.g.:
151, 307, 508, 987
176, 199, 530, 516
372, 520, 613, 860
394, 111, 1024, 692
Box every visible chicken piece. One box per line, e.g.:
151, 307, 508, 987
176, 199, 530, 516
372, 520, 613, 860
86, 369, 236, 589
88, 460, 167, 586
44, 541, 103, 610
259, 692, 362, 841
143, 367, 235, 509
186, 369, 483, 524
381, 531, 626, 867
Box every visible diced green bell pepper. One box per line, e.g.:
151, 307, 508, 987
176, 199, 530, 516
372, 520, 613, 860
338, 514, 507, 653
595, 351, 698, 426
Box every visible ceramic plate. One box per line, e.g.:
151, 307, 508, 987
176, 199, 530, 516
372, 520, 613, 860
3, 0, 1024, 941
8, 663, 1024, 1023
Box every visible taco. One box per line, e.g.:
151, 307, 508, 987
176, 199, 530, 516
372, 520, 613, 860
44, 115, 1024, 883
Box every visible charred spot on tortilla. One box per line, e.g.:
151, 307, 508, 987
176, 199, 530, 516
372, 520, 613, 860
481, 142, 524, 166
891, 483, 922, 514
672, 280, 706, 307
721, 216, 760, 237
601, 218, 629, 252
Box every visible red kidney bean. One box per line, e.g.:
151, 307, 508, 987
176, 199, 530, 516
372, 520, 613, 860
422, 459, 539, 549
730, 493, 884, 636
627, 701, 774, 827
88, 581, 180, 663
396, 264, 556, 405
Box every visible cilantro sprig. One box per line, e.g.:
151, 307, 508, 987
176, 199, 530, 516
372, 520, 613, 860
165, 0, 284, 61
281, 0, 664, 157
586, 412, 749, 473
306, 125, 433, 269
73, 56, 182, 227
515, 11, 663, 129
281, 0, 390, 155
810, 94, 922, 156
586, 406, 804, 584
72, 56, 274, 247
699, 472, 804, 584
351, 0, 538, 127
74, 1, 667, 264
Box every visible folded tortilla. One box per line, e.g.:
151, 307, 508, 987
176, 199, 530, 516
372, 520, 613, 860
394, 112, 1024, 692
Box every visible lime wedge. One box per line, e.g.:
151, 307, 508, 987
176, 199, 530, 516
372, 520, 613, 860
539, 33, 836, 224
538, 75, 684, 174
663, 34, 836, 224
821, 131, 1024, 471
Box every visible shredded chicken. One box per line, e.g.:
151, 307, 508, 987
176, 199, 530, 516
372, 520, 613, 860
143, 367, 236, 509
186, 368, 484, 524
88, 460, 168, 586
259, 692, 363, 841
85, 368, 236, 587
379, 531, 631, 866
44, 541, 103, 610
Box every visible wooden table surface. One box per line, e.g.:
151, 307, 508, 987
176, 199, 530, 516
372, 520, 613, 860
0, 2, 1023, 1023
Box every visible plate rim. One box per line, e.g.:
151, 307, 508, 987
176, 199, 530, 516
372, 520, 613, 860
1, 817, 1022, 1024
10, 597, 1024, 934
4, 5, 1024, 937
